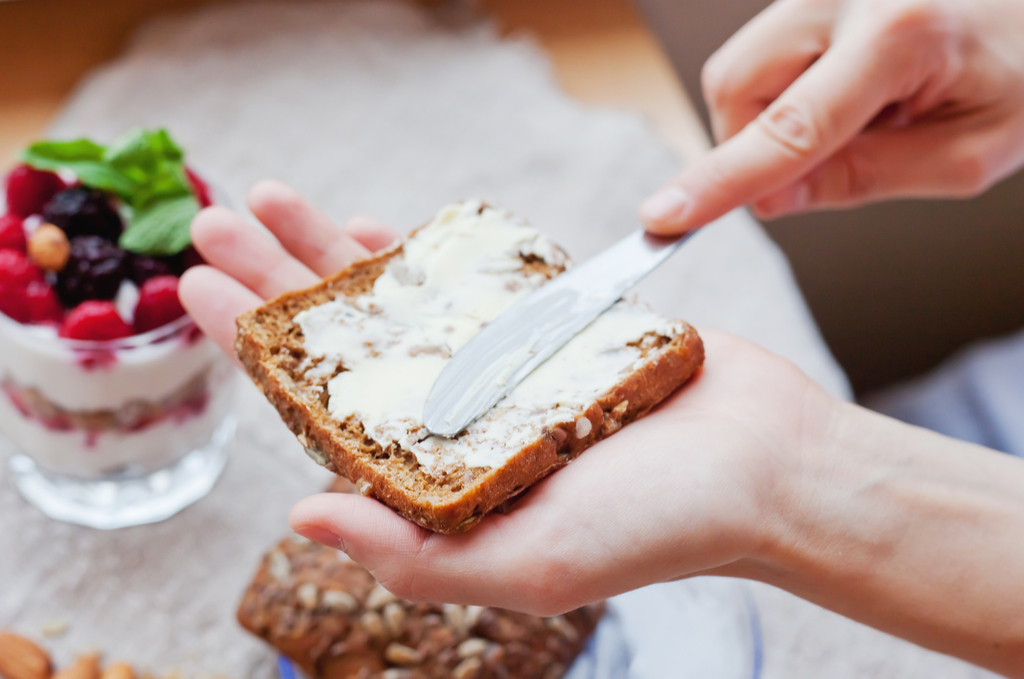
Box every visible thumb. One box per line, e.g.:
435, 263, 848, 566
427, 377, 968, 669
288, 492, 574, 614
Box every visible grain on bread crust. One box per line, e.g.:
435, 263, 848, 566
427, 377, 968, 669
238, 535, 604, 679
236, 232, 704, 534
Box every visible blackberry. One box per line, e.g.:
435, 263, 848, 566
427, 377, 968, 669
57, 236, 129, 307
128, 246, 205, 284
42, 187, 123, 242
179, 246, 206, 271
130, 255, 176, 285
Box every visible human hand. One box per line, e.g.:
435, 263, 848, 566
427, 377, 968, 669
640, 0, 1024, 233
179, 180, 835, 615
180, 184, 1024, 677
287, 329, 832, 615
179, 180, 401, 360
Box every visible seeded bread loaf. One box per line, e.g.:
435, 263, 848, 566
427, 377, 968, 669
235, 201, 704, 533
238, 536, 604, 679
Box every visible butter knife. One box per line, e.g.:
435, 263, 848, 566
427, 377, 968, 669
422, 223, 701, 437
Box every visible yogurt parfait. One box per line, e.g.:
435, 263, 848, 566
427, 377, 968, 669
0, 129, 236, 528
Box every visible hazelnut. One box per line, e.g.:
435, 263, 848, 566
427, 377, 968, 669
28, 224, 70, 272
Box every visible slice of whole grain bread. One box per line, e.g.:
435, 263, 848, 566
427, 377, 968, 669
235, 212, 704, 534
236, 479, 606, 679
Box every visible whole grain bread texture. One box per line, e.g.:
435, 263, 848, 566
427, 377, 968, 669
235, 212, 704, 534
238, 534, 604, 679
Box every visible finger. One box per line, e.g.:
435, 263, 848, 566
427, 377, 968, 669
179, 265, 263, 361
752, 122, 1008, 218
641, 35, 922, 234
703, 0, 834, 142
191, 206, 320, 299
343, 215, 401, 253
247, 180, 374, 277
289, 493, 561, 612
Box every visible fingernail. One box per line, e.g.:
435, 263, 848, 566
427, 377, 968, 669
640, 186, 692, 226
294, 526, 347, 552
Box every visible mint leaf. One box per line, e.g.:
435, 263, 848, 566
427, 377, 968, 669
24, 138, 105, 162
21, 140, 138, 196
119, 194, 199, 256
21, 128, 203, 257
51, 161, 135, 196
105, 128, 191, 210
105, 128, 183, 165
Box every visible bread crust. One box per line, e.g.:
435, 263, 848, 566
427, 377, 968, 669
236, 237, 704, 534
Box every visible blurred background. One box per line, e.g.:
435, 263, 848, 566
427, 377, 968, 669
3, 0, 1023, 398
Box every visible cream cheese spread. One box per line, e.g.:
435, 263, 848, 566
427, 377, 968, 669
295, 200, 682, 476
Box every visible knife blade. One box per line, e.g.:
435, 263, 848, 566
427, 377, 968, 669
422, 224, 699, 437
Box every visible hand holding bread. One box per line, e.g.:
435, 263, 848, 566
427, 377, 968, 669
178, 181, 823, 611
180, 182, 1024, 677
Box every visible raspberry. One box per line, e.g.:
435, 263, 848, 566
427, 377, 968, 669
0, 249, 43, 324
0, 214, 27, 252
0, 283, 30, 323
5, 165, 66, 218
133, 275, 186, 334
42, 187, 122, 241
0, 249, 44, 289
56, 236, 128, 307
60, 301, 132, 341
24, 281, 64, 325
186, 167, 213, 208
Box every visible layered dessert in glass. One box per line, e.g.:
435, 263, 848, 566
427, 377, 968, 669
0, 129, 235, 528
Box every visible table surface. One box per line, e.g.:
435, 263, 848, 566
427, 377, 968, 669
0, 2, 997, 678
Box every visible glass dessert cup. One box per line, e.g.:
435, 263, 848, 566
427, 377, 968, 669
0, 311, 236, 529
